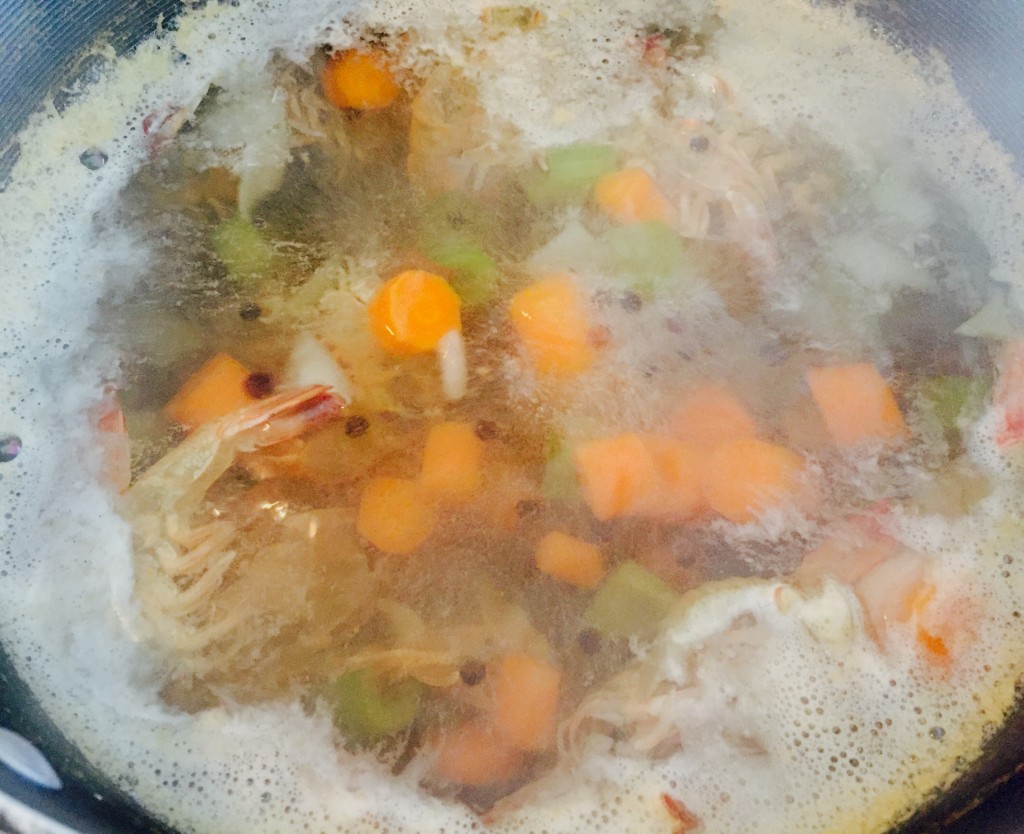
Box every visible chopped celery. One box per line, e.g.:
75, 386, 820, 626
542, 443, 579, 501
584, 561, 679, 639
601, 221, 691, 293
418, 192, 502, 305
546, 144, 616, 191
422, 235, 500, 306
212, 214, 278, 280
327, 669, 422, 744
917, 375, 989, 435
523, 143, 617, 206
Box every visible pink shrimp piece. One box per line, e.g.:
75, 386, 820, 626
92, 397, 131, 494
993, 337, 1024, 448
123, 385, 345, 655
142, 105, 192, 158
795, 503, 897, 587
854, 551, 976, 671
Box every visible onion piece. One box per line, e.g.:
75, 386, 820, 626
284, 332, 353, 403
437, 329, 468, 401
957, 296, 1019, 339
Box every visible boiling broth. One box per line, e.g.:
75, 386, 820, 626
1, 1, 1024, 833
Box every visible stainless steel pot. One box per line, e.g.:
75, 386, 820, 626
0, 1, 1021, 831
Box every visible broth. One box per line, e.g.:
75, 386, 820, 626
2, 1, 1024, 833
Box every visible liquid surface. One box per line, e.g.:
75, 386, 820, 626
1, 2, 1024, 834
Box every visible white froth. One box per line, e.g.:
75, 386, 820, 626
1, 1, 1023, 834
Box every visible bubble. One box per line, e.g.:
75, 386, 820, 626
0, 435, 21, 462
78, 148, 109, 170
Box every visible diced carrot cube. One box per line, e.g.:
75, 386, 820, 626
535, 531, 606, 588
436, 720, 523, 786
322, 48, 400, 110
806, 363, 908, 446
702, 437, 808, 524
509, 275, 595, 376
368, 269, 462, 355
671, 383, 758, 449
574, 433, 659, 520
593, 167, 675, 225
420, 421, 484, 501
163, 352, 258, 429
356, 477, 435, 554
639, 435, 705, 521
492, 654, 561, 752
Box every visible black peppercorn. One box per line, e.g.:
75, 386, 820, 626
577, 627, 602, 655
243, 372, 275, 399
474, 420, 499, 441
345, 414, 370, 437
239, 302, 262, 321
459, 660, 486, 686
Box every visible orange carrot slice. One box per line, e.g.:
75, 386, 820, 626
509, 275, 595, 376
639, 434, 705, 521
436, 720, 523, 786
492, 654, 561, 752
535, 531, 606, 588
574, 433, 659, 520
671, 382, 758, 449
368, 269, 462, 355
702, 437, 808, 524
806, 363, 908, 446
420, 421, 484, 501
593, 167, 675, 225
322, 49, 400, 110
356, 476, 435, 554
163, 353, 258, 429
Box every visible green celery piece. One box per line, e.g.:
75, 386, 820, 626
602, 221, 691, 293
584, 561, 679, 639
212, 214, 278, 280
523, 143, 617, 206
521, 167, 561, 206
418, 191, 502, 305
546, 144, 616, 191
542, 443, 579, 501
918, 375, 989, 434
327, 669, 422, 744
422, 235, 500, 307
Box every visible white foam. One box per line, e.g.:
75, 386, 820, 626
0, 1, 1023, 833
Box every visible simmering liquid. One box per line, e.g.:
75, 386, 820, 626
1, 1, 1024, 833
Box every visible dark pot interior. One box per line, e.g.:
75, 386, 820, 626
0, 1, 1022, 832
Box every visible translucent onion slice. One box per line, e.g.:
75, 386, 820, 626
437, 329, 468, 401
285, 332, 354, 403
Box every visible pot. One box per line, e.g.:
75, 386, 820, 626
0, 1, 1022, 832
